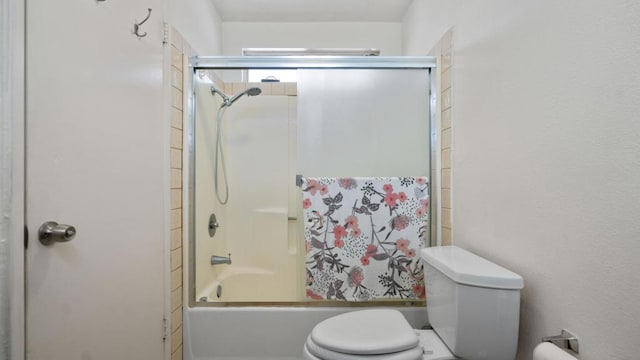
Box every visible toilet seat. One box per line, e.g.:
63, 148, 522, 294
304, 310, 457, 360
305, 335, 424, 360
310, 309, 419, 355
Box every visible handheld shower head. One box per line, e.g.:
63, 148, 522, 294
246, 87, 262, 96
228, 87, 262, 106
211, 86, 262, 108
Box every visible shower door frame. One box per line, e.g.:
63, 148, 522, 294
187, 56, 438, 307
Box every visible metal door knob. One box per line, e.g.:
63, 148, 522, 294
39, 221, 76, 246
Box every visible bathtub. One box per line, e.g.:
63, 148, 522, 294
184, 306, 429, 360
187, 262, 428, 358
196, 265, 292, 302
198, 266, 293, 302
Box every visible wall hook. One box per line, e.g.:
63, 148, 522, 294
133, 8, 152, 38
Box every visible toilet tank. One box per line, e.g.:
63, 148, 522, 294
421, 246, 524, 360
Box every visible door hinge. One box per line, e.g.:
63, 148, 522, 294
162, 22, 169, 46
162, 317, 168, 342
24, 226, 29, 249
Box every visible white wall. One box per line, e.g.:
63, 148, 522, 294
222, 22, 403, 56
168, 0, 222, 55
403, 1, 640, 359
402, 0, 452, 56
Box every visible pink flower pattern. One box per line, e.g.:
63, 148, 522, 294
333, 225, 347, 241
396, 238, 410, 253
302, 177, 429, 301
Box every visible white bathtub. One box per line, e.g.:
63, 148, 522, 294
198, 266, 291, 302
184, 306, 429, 360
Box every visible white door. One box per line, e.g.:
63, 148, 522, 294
26, 0, 167, 359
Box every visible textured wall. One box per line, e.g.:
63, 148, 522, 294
403, 1, 640, 359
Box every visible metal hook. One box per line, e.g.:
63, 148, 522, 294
133, 8, 152, 38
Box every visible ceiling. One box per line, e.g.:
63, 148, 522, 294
212, 0, 414, 22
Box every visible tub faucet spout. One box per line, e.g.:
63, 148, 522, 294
211, 253, 231, 265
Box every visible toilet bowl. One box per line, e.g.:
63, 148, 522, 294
303, 246, 524, 360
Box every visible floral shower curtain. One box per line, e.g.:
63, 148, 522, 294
302, 177, 429, 301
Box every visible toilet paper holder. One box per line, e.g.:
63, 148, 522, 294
542, 329, 579, 354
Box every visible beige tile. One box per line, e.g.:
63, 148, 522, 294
182, 42, 193, 57
442, 208, 452, 228
171, 169, 182, 189
441, 169, 451, 189
171, 66, 183, 91
171, 248, 183, 270
171, 128, 183, 149
171, 189, 182, 210
171, 285, 183, 310
441, 128, 452, 150
171, 45, 183, 71
441, 68, 451, 91
171, 107, 183, 130
442, 53, 452, 71
285, 82, 297, 96
172, 307, 183, 332
271, 83, 285, 95
172, 88, 183, 110
442, 88, 452, 110
171, 209, 182, 230
441, 226, 452, 246
442, 108, 451, 129
222, 82, 233, 94
170, 148, 182, 169
171, 228, 182, 250
171, 345, 183, 360
442, 148, 451, 169
171, 325, 182, 353
171, 268, 182, 290
170, 27, 183, 52
442, 189, 451, 208
232, 82, 246, 95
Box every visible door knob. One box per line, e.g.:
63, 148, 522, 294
38, 221, 76, 246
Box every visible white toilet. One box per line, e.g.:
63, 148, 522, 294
303, 246, 524, 360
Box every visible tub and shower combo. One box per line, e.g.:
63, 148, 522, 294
184, 54, 437, 359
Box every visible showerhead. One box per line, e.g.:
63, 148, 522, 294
246, 87, 262, 96
211, 86, 262, 107
228, 87, 262, 106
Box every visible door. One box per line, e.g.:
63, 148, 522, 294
26, 0, 167, 358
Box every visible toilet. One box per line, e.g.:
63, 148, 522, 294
303, 246, 524, 360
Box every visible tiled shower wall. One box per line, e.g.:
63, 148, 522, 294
429, 30, 453, 246
169, 28, 187, 360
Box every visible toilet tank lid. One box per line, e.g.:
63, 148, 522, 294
421, 246, 524, 290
